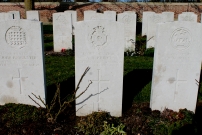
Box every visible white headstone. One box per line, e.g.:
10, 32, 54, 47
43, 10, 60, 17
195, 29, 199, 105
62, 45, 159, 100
75, 20, 124, 117
103, 11, 116, 21
162, 12, 174, 22
150, 21, 202, 113
178, 13, 197, 22
0, 13, 13, 21
117, 11, 136, 51
64, 10, 77, 35
147, 13, 173, 48
0, 20, 46, 107
9, 11, 21, 19
142, 11, 155, 36
84, 10, 97, 20
26, 11, 40, 21
53, 13, 72, 52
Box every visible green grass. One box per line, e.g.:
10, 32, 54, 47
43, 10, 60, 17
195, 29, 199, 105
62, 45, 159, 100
45, 56, 75, 86
43, 25, 53, 34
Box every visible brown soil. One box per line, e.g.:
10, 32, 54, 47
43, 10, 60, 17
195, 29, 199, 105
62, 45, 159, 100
0, 101, 202, 135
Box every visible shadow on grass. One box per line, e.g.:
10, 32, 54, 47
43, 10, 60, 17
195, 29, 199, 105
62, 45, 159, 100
122, 69, 152, 113
171, 102, 202, 135
46, 77, 75, 106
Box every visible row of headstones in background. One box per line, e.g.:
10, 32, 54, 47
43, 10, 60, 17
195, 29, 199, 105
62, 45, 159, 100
84, 10, 116, 21
0, 17, 200, 117
84, 10, 136, 52
0, 11, 39, 21
53, 10, 77, 52
142, 12, 174, 48
143, 11, 198, 48
0, 19, 46, 107
151, 21, 202, 113
0, 11, 20, 21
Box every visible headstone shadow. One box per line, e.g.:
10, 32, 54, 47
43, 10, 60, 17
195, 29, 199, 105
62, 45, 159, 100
122, 69, 152, 113
46, 77, 75, 106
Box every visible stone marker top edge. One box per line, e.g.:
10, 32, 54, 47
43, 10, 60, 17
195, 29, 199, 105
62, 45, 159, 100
0, 19, 42, 24
157, 20, 200, 25
76, 20, 124, 25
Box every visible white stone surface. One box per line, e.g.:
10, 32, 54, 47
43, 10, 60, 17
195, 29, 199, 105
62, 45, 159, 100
26, 11, 40, 21
0, 19, 46, 107
84, 10, 97, 20
53, 12, 72, 52
162, 12, 174, 22
178, 12, 197, 22
147, 13, 163, 48
103, 11, 116, 21
0, 13, 13, 21
147, 13, 173, 48
182, 12, 195, 14
9, 11, 20, 19
64, 10, 77, 35
150, 21, 202, 113
142, 11, 155, 36
75, 20, 124, 117
117, 12, 136, 51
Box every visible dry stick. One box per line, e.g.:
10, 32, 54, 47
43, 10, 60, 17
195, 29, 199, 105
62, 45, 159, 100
54, 68, 92, 121
29, 66, 92, 122
61, 67, 90, 102
28, 95, 42, 108
74, 67, 90, 94
147, 36, 154, 42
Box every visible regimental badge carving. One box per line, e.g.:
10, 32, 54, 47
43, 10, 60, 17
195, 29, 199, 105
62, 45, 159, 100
171, 28, 191, 50
122, 15, 132, 24
5, 26, 26, 49
88, 26, 108, 49
152, 15, 162, 23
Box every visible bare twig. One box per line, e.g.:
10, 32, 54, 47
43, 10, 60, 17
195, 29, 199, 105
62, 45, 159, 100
28, 66, 92, 123
28, 95, 42, 108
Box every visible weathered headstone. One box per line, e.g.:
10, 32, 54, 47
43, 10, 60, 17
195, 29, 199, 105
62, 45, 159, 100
84, 10, 97, 20
0, 20, 46, 107
53, 13, 72, 52
64, 10, 77, 35
9, 11, 21, 19
117, 11, 136, 51
26, 11, 40, 21
0, 13, 13, 21
75, 20, 124, 117
178, 12, 197, 22
142, 11, 155, 36
150, 21, 202, 113
147, 13, 173, 48
103, 11, 116, 21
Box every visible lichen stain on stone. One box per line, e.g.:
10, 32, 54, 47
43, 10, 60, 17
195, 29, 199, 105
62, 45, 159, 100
0, 96, 18, 104
157, 65, 166, 72
154, 76, 160, 84
6, 81, 13, 88
21, 77, 26, 81
168, 77, 175, 84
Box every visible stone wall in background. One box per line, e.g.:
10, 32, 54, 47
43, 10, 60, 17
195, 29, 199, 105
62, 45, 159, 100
1, 2, 202, 24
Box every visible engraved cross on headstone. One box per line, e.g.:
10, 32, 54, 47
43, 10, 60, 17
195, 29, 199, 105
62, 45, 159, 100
12, 68, 28, 94
91, 69, 109, 112
167, 69, 187, 102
